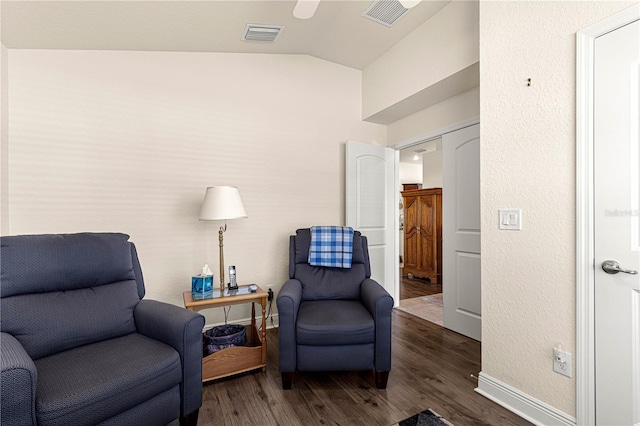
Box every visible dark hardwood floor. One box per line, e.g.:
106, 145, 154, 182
197, 309, 531, 426
400, 273, 442, 300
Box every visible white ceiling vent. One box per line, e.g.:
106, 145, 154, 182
242, 24, 284, 42
362, 0, 410, 27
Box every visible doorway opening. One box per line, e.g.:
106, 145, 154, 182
395, 139, 444, 325
392, 119, 481, 340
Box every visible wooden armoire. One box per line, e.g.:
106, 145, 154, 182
401, 188, 442, 283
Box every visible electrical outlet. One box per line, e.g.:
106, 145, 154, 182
553, 348, 572, 378
267, 288, 274, 302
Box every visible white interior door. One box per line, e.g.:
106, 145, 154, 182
442, 124, 481, 341
594, 18, 640, 426
346, 140, 399, 305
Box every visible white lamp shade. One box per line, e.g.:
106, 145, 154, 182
199, 186, 247, 221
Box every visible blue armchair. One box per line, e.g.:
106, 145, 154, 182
276, 228, 394, 390
1, 233, 205, 426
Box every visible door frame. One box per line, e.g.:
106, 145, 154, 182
576, 5, 640, 425
391, 117, 479, 300
391, 117, 480, 151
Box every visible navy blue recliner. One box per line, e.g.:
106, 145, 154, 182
276, 228, 394, 390
0, 233, 205, 426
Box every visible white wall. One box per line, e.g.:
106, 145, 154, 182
1, 43, 8, 235
6, 49, 385, 326
399, 162, 422, 186
422, 142, 442, 188
387, 87, 479, 146
362, 1, 479, 121
479, 1, 637, 418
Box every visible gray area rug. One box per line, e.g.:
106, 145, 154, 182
395, 293, 443, 326
394, 408, 453, 426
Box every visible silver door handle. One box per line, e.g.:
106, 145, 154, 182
602, 260, 638, 275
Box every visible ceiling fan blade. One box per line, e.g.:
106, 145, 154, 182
399, 0, 421, 9
293, 0, 321, 19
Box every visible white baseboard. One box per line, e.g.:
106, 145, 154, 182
203, 313, 279, 331
476, 372, 576, 426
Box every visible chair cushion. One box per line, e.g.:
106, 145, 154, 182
295, 263, 366, 301
291, 229, 369, 300
0, 233, 135, 297
296, 300, 375, 346
34, 333, 181, 426
2, 281, 139, 360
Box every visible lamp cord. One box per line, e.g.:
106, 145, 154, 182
223, 306, 230, 324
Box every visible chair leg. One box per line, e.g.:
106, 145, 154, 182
375, 371, 389, 389
180, 409, 199, 426
281, 372, 293, 390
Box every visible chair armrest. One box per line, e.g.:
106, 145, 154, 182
360, 279, 394, 372
1, 332, 37, 426
134, 299, 205, 418
276, 279, 303, 372
360, 278, 394, 318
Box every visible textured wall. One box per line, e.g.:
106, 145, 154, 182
480, 1, 636, 416
6, 49, 385, 326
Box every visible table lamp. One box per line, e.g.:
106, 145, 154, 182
199, 186, 247, 293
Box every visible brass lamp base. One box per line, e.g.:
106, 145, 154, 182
218, 225, 225, 295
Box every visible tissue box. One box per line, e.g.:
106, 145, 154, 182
192, 274, 214, 300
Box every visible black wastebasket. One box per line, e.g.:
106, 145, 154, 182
203, 324, 246, 355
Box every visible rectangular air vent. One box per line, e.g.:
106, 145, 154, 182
362, 0, 409, 27
242, 24, 284, 42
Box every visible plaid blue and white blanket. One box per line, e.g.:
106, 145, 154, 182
308, 226, 354, 268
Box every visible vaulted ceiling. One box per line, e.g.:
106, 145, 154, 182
1, 0, 450, 70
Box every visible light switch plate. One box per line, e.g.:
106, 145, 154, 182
499, 209, 522, 230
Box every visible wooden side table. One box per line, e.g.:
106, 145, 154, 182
183, 285, 267, 382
